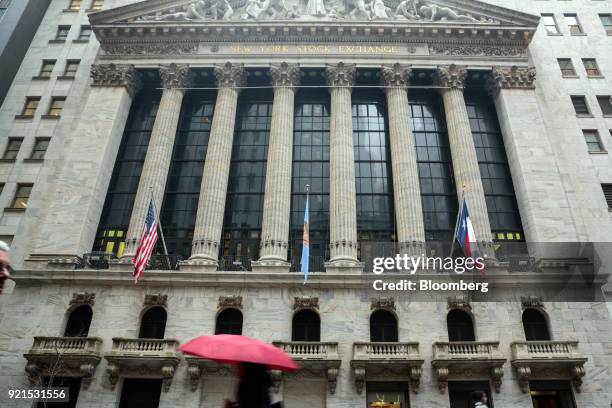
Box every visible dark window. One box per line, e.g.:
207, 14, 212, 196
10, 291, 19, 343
290, 89, 330, 271
600, 14, 612, 35
447, 309, 475, 342
215, 308, 243, 335
541, 14, 560, 34
466, 93, 523, 242
602, 184, 612, 210
3, 138, 22, 160
118, 378, 162, 408
64, 60, 80, 77
564, 14, 583, 34
36, 377, 81, 408
47, 97, 66, 117
522, 309, 551, 341
64, 305, 92, 337
292, 309, 320, 341
139, 307, 166, 339
582, 59, 601, 77
597, 95, 612, 116
583, 130, 604, 152
55, 25, 70, 41
78, 25, 91, 41
21, 97, 40, 116
68, 0, 82, 10
160, 92, 214, 259
11, 184, 32, 209
353, 91, 396, 264
448, 381, 492, 408
570, 95, 590, 115
221, 90, 272, 260
39, 60, 56, 78
370, 309, 398, 342
411, 91, 457, 241
557, 59, 576, 77
94, 91, 160, 256
529, 380, 576, 408
31, 138, 50, 160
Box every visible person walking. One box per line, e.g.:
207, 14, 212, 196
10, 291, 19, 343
224, 363, 283, 408
473, 390, 489, 408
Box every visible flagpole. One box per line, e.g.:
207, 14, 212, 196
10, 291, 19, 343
302, 184, 310, 285
449, 184, 466, 258
149, 186, 169, 260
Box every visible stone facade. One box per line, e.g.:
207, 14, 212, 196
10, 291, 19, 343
1, 0, 612, 407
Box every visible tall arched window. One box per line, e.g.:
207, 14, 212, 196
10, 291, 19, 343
447, 309, 475, 342
292, 309, 320, 341
370, 310, 398, 342
215, 308, 243, 335
522, 309, 551, 341
64, 305, 92, 337
139, 307, 167, 339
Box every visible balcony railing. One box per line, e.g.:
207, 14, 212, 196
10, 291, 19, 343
218, 255, 253, 271
274, 341, 340, 360
289, 256, 327, 273
511, 341, 583, 360
110, 338, 179, 357
145, 254, 184, 271
433, 341, 503, 360
353, 342, 421, 360
27, 336, 102, 355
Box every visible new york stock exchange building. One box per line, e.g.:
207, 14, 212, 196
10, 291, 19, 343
1, 0, 612, 407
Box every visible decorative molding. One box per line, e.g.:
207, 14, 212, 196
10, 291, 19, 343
70, 292, 95, 307
159, 63, 194, 89
353, 366, 366, 394
486, 65, 536, 95
432, 64, 467, 89
380, 63, 411, 88
435, 366, 449, 393
187, 362, 202, 391
90, 63, 142, 97
218, 295, 243, 309
327, 367, 339, 394
491, 367, 504, 393
269, 62, 301, 89
101, 42, 198, 56
294, 296, 319, 310
371, 297, 395, 311
429, 44, 525, 57
325, 62, 356, 87
447, 295, 471, 310
144, 293, 168, 307
521, 295, 544, 309
214, 61, 246, 88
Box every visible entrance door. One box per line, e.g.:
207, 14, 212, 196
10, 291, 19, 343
448, 381, 492, 408
529, 381, 576, 408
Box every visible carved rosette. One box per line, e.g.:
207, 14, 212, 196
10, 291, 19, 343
70, 292, 95, 307
214, 62, 246, 89
269, 62, 301, 90
325, 62, 356, 88
159, 63, 194, 89
486, 66, 536, 95
90, 63, 142, 98
380, 63, 412, 88
433, 64, 467, 90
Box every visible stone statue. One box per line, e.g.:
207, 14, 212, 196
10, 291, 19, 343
305, 0, 327, 17
417, 2, 480, 22
394, 0, 420, 20
370, 0, 390, 19
347, 0, 372, 20
139, 0, 233, 21
242, 0, 270, 19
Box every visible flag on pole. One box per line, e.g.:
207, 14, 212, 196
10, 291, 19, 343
133, 199, 158, 283
454, 196, 483, 273
300, 194, 310, 284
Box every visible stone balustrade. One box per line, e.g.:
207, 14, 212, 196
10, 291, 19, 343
433, 341, 503, 360
28, 336, 103, 355
511, 340, 580, 360
110, 337, 179, 356
274, 341, 340, 360
353, 341, 421, 360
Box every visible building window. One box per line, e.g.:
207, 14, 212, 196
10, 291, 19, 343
447, 309, 475, 342
94, 91, 160, 257
366, 383, 409, 408
221, 90, 272, 262
215, 308, 243, 335
46, 97, 66, 117
448, 382, 492, 408
38, 60, 56, 78
118, 379, 162, 408
564, 14, 583, 34
3, 138, 23, 160
64, 305, 92, 337
597, 95, 612, 116
541, 14, 560, 34
292, 309, 320, 341
139, 307, 166, 339
570, 95, 590, 116
599, 14, 612, 35
602, 184, 612, 210
529, 381, 576, 408
55, 25, 70, 41
10, 184, 32, 209
0, 0, 12, 20
36, 377, 81, 408
522, 309, 551, 341
63, 60, 80, 78
30, 138, 50, 160
557, 58, 576, 77
67, 0, 82, 10
21, 97, 40, 117
160, 92, 214, 259
370, 309, 398, 342
582, 58, 601, 77
90, 0, 103, 10
583, 130, 604, 152
77, 25, 91, 41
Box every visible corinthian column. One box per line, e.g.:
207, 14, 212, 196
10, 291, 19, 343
381, 64, 425, 256
186, 62, 246, 270
121, 64, 193, 260
325, 63, 361, 271
253, 63, 301, 272
433, 65, 494, 259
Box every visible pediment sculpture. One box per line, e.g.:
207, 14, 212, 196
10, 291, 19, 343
136, 0, 499, 23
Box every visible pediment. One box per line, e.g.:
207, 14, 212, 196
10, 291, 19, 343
89, 0, 539, 27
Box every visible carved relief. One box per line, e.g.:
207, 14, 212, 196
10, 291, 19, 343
269, 62, 301, 89
160, 63, 194, 89
70, 292, 95, 307
521, 295, 544, 309
90, 64, 142, 97
219, 295, 243, 309
380, 63, 411, 88
325, 62, 356, 87
353, 366, 366, 394
214, 62, 247, 88
429, 44, 526, 57
101, 42, 198, 56
371, 297, 395, 311
432, 64, 467, 89
144, 293, 168, 307
486, 65, 536, 95
294, 296, 319, 310
447, 295, 471, 310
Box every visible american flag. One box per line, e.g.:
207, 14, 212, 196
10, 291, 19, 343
133, 199, 158, 283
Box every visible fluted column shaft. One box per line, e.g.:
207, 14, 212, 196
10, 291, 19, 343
122, 64, 193, 258
435, 65, 494, 258
381, 64, 425, 256
257, 63, 301, 264
189, 63, 246, 265
326, 63, 359, 266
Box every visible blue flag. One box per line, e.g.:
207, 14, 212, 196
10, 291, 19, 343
300, 195, 310, 284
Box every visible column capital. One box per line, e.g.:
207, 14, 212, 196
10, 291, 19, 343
90, 63, 142, 98
214, 62, 246, 89
325, 62, 356, 88
485, 65, 536, 96
381, 63, 412, 88
269, 62, 301, 89
433, 64, 467, 89
159, 63, 194, 89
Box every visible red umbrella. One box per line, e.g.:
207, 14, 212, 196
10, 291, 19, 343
179, 334, 299, 372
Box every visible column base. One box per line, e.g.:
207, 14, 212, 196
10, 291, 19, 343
179, 257, 218, 273
325, 259, 363, 274
251, 259, 291, 273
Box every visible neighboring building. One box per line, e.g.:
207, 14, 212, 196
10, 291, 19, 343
1, 0, 612, 407
0, 0, 51, 107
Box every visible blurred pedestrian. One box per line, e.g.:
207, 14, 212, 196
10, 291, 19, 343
473, 390, 489, 408
224, 363, 282, 408
0, 241, 11, 295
